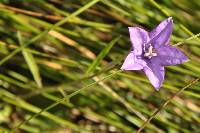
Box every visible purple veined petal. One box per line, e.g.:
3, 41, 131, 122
149, 17, 173, 48
153, 45, 189, 66
128, 27, 150, 55
121, 52, 147, 70
143, 62, 165, 90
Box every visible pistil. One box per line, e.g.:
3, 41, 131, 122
144, 45, 157, 59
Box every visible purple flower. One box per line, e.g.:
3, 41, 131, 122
121, 17, 189, 90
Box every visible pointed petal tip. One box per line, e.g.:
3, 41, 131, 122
120, 66, 125, 71
154, 85, 161, 91
167, 17, 173, 24
120, 63, 126, 70
128, 26, 137, 28
168, 17, 173, 21
149, 17, 173, 48
165, 17, 173, 24
143, 64, 164, 91
151, 80, 162, 91
128, 27, 138, 31
128, 27, 133, 29
128, 26, 145, 30
180, 53, 190, 64
183, 58, 190, 63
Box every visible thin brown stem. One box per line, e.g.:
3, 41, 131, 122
136, 78, 200, 133
0, 3, 63, 21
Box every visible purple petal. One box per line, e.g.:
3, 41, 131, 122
153, 45, 189, 66
121, 52, 146, 70
143, 62, 165, 90
149, 17, 173, 48
128, 27, 149, 55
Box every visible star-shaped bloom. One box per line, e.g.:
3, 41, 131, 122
121, 17, 189, 90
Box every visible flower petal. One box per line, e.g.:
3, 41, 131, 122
128, 27, 149, 55
121, 52, 146, 70
153, 45, 189, 66
149, 17, 173, 48
143, 62, 165, 90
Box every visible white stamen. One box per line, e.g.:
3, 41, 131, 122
144, 45, 157, 59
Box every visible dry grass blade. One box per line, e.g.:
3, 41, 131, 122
0, 0, 199, 132
0, 0, 100, 66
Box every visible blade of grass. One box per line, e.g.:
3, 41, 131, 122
117, 73, 200, 98
11, 69, 122, 132
93, 76, 147, 121
41, 91, 134, 132
101, 0, 131, 16
0, 90, 87, 132
52, 77, 134, 132
17, 32, 42, 88
136, 78, 199, 133
0, 0, 100, 66
86, 36, 121, 76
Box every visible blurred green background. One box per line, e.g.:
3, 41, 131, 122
0, 0, 199, 132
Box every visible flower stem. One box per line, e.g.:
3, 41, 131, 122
136, 78, 199, 133
11, 69, 122, 132
173, 33, 200, 46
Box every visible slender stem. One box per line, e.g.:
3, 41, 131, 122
0, 0, 100, 66
173, 33, 200, 46
136, 78, 199, 133
11, 70, 122, 132
93, 76, 147, 121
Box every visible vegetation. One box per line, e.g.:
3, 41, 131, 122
0, 0, 199, 132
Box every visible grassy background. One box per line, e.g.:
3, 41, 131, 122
0, 0, 199, 132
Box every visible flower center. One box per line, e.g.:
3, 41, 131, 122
144, 45, 157, 59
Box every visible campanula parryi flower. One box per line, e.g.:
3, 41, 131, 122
121, 17, 189, 90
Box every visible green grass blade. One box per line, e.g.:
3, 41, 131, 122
0, 90, 86, 132
86, 36, 121, 76
11, 70, 122, 132
136, 78, 200, 133
0, 0, 100, 66
17, 32, 42, 88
